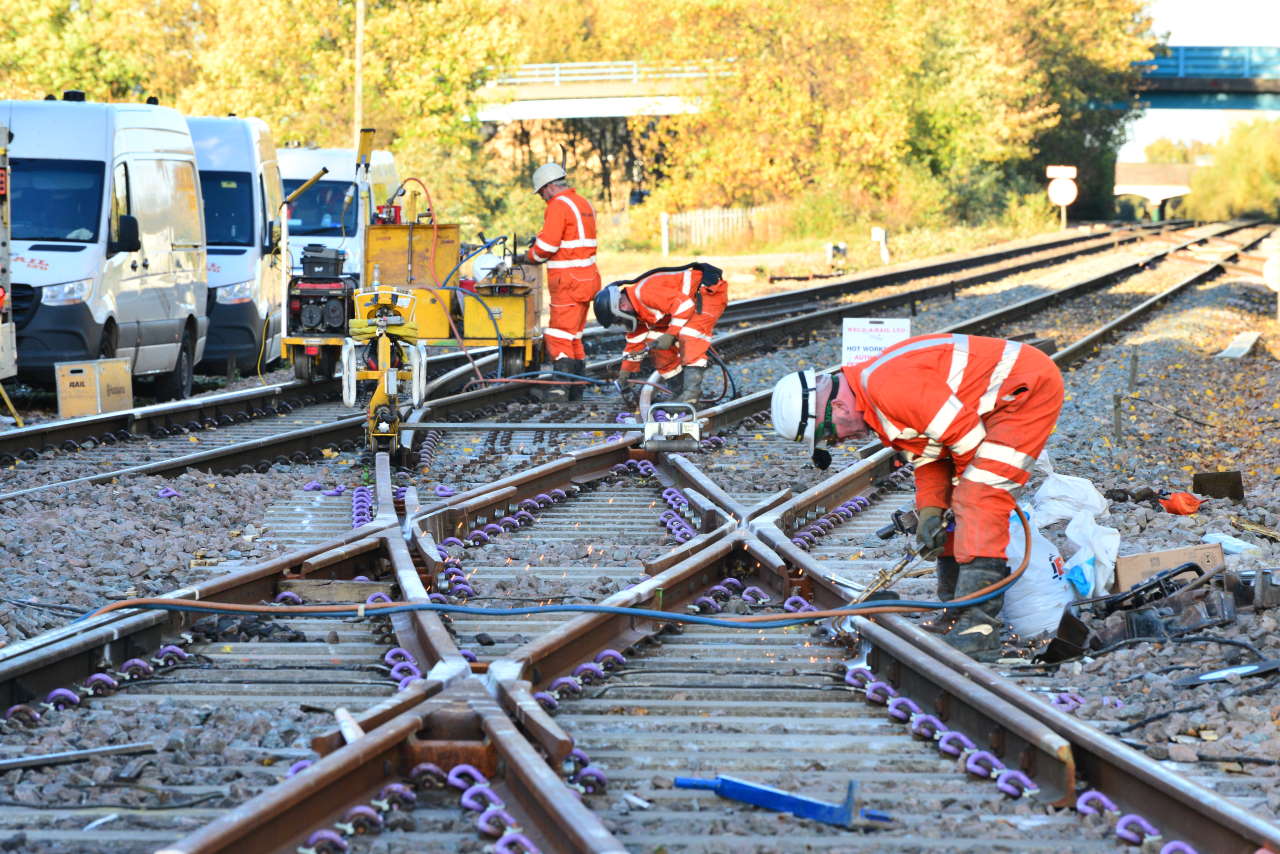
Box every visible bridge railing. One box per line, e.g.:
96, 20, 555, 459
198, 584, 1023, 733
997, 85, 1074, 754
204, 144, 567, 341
1142, 46, 1280, 79
494, 61, 727, 86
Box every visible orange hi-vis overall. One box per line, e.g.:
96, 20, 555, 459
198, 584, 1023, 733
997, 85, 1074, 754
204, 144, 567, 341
526, 188, 600, 361
619, 265, 728, 379
842, 333, 1064, 563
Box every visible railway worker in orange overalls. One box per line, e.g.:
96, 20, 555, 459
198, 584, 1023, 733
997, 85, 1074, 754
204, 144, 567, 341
525, 163, 600, 401
592, 262, 728, 405
769, 333, 1064, 660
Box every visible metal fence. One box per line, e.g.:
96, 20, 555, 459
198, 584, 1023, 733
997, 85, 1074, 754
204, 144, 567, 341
1143, 46, 1280, 79
495, 61, 727, 86
663, 205, 784, 252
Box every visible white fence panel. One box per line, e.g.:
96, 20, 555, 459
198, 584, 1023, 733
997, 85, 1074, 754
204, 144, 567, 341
667, 205, 780, 250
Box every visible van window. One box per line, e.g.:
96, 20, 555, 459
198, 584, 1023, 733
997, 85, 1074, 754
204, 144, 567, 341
167, 161, 203, 247
10, 158, 105, 242
109, 162, 131, 245
283, 179, 358, 236
199, 170, 254, 246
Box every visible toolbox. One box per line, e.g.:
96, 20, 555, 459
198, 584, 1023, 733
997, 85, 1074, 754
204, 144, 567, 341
55, 357, 132, 418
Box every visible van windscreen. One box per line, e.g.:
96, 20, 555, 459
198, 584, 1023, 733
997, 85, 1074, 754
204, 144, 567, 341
10, 159, 105, 243
283, 179, 358, 237
200, 170, 255, 246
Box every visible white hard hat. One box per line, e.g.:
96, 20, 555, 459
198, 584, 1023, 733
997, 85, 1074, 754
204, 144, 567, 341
532, 162, 567, 192
771, 370, 819, 454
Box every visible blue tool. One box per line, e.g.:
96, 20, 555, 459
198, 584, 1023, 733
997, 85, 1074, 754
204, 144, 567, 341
673, 775, 893, 829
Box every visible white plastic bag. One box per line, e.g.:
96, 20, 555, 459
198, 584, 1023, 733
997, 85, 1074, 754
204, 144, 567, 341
1031, 471, 1109, 528
1061, 513, 1120, 597
1001, 508, 1073, 639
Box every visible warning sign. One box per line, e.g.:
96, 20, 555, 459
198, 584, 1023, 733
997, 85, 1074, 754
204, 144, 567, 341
841, 317, 911, 366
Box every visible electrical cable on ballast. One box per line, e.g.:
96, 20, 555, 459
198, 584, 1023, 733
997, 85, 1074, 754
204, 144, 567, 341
80, 510, 1033, 628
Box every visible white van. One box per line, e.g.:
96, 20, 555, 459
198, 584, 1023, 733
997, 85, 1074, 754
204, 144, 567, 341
3, 95, 207, 399
187, 116, 285, 374
277, 147, 398, 283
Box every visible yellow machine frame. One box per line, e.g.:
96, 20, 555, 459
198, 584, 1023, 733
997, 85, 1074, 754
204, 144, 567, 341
345, 220, 544, 455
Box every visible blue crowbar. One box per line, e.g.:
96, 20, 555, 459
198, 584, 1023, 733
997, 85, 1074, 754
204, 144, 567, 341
674, 774, 894, 829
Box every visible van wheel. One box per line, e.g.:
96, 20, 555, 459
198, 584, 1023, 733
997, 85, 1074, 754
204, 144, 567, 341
156, 329, 195, 401
98, 323, 118, 359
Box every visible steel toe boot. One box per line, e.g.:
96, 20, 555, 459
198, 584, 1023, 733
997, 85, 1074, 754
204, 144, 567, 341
540, 360, 569, 401
565, 359, 586, 401
663, 370, 685, 398
921, 556, 960, 634
942, 557, 1008, 661
675, 365, 706, 404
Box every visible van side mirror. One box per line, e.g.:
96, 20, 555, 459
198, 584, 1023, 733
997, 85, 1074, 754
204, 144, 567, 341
266, 220, 282, 253
110, 214, 141, 255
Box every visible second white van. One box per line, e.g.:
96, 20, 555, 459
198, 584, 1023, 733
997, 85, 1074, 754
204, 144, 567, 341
188, 116, 285, 374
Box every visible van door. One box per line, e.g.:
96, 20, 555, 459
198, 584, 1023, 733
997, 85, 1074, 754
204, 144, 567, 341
165, 158, 206, 361
126, 158, 177, 374
106, 161, 143, 366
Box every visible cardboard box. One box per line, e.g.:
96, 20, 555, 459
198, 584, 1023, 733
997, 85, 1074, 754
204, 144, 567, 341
1113, 543, 1225, 592
55, 358, 132, 418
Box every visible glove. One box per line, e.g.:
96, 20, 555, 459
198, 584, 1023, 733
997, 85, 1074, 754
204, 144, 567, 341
652, 332, 677, 351
916, 506, 947, 560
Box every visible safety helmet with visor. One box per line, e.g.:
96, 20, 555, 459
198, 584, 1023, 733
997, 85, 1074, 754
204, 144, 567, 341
592, 284, 638, 332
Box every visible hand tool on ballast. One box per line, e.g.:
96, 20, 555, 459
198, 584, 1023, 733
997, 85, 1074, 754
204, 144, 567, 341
673, 774, 894, 828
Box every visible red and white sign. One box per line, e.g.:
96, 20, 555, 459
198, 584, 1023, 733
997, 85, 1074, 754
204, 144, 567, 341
842, 317, 911, 366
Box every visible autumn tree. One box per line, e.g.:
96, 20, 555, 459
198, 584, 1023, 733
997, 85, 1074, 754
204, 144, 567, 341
1185, 118, 1280, 220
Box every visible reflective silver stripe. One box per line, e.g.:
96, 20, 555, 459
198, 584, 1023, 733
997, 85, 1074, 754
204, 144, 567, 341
546, 257, 596, 269
659, 366, 682, 378
686, 357, 708, 367
960, 467, 1019, 491
555, 192, 587, 239
681, 268, 693, 294
946, 334, 969, 392
544, 328, 577, 340
951, 423, 986, 456
668, 319, 688, 329
625, 332, 648, 344
978, 340, 1022, 414
673, 298, 695, 316
535, 237, 558, 253
678, 327, 712, 341
912, 440, 944, 462
975, 442, 1035, 470
924, 395, 964, 440
560, 238, 597, 248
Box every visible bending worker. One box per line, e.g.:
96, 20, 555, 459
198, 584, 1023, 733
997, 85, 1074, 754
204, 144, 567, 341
592, 262, 727, 404
525, 163, 600, 400
769, 333, 1064, 659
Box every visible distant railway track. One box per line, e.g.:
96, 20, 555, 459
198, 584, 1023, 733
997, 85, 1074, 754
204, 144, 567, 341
0, 222, 1274, 852
0, 221, 1213, 502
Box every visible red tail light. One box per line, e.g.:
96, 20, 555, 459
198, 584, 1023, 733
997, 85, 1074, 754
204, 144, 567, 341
289, 297, 302, 313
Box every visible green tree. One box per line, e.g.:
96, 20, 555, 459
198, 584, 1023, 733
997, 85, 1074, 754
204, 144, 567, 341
1185, 118, 1280, 220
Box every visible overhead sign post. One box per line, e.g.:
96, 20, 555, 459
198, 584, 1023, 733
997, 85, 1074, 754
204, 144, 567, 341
842, 317, 911, 366
1046, 165, 1078, 230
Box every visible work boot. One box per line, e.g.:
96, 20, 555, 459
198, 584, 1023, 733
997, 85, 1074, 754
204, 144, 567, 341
942, 557, 1009, 661
662, 371, 684, 399
565, 359, 586, 401
921, 556, 960, 634
675, 365, 706, 404
539, 360, 569, 402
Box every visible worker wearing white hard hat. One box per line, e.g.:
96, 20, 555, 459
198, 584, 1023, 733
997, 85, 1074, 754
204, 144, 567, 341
524, 163, 600, 400
770, 333, 1064, 660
